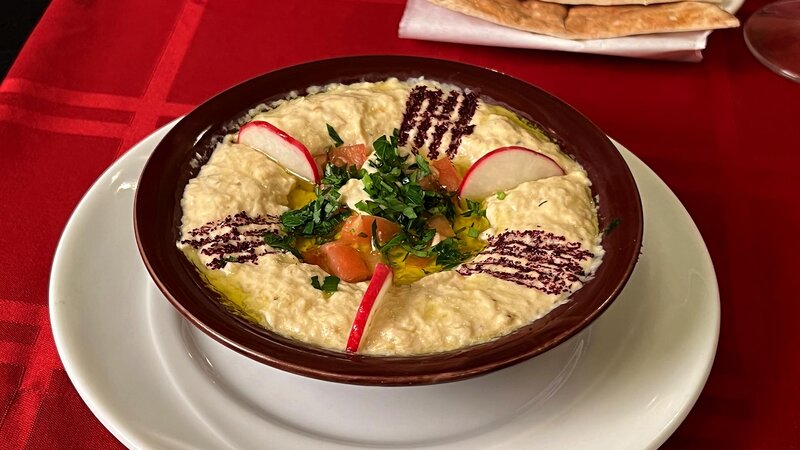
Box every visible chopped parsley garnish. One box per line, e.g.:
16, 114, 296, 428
320, 162, 361, 188
461, 199, 486, 218
431, 238, 473, 270
268, 129, 484, 283
310, 275, 340, 293
371, 131, 403, 167
351, 131, 477, 270
356, 131, 458, 250
496, 191, 507, 200
280, 186, 350, 238
413, 154, 432, 180
326, 123, 344, 147
263, 233, 301, 258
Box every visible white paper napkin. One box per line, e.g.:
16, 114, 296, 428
399, 0, 722, 61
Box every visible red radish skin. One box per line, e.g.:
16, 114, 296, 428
237, 121, 321, 184
346, 263, 393, 353
457, 146, 565, 200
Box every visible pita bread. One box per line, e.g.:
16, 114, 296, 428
428, 0, 739, 39
540, 0, 722, 7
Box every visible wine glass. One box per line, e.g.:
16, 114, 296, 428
744, 0, 800, 82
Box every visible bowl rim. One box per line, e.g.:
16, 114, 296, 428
134, 55, 643, 386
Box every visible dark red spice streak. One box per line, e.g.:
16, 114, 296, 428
446, 91, 478, 160
457, 230, 594, 295
428, 90, 460, 159
412, 88, 441, 149
181, 211, 283, 270
398, 85, 478, 159
398, 85, 426, 149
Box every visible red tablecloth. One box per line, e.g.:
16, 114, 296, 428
1, 0, 798, 448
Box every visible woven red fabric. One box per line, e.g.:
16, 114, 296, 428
1, 0, 799, 448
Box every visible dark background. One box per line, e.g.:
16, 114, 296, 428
1, 1, 51, 79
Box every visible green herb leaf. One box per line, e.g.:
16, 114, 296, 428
377, 232, 406, 255
467, 227, 480, 238
496, 191, 507, 200
280, 187, 349, 238
310, 275, 340, 293
263, 233, 300, 258
372, 132, 402, 168
431, 238, 472, 270
321, 163, 360, 188
414, 154, 432, 179
326, 123, 344, 147
604, 218, 621, 236
462, 199, 486, 218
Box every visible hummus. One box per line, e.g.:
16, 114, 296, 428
178, 78, 603, 356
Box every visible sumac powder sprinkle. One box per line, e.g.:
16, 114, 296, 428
398, 85, 478, 159
181, 211, 282, 270
457, 229, 594, 295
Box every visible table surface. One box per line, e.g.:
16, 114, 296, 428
1, 0, 798, 448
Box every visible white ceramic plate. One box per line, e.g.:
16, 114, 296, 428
50, 122, 719, 450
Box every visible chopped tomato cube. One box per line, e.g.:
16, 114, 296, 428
430, 157, 461, 192
418, 173, 438, 191
339, 215, 401, 247
317, 241, 371, 283
426, 214, 455, 238
302, 247, 329, 273
360, 251, 385, 275
329, 144, 369, 169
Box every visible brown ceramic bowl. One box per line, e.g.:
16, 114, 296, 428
134, 55, 642, 386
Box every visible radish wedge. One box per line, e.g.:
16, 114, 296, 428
457, 146, 564, 200
237, 120, 321, 183
345, 263, 393, 353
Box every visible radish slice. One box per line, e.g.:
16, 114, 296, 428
345, 263, 393, 353
457, 146, 564, 200
237, 120, 321, 183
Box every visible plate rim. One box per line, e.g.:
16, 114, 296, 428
50, 121, 718, 449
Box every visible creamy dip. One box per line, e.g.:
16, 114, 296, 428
178, 78, 603, 356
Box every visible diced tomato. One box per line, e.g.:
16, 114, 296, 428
418, 173, 438, 191
431, 158, 461, 192
360, 251, 385, 275
302, 247, 329, 273
426, 214, 455, 238
317, 241, 371, 283
339, 215, 401, 247
329, 144, 369, 169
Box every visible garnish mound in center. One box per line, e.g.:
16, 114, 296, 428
276, 128, 488, 288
